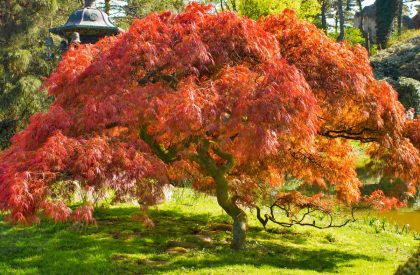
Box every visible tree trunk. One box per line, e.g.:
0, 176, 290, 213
335, 11, 338, 33
194, 140, 247, 250
229, 0, 237, 11
321, 0, 328, 33
397, 0, 403, 36
232, 211, 247, 249
376, 0, 399, 49
356, 0, 371, 55
214, 173, 247, 250
104, 0, 111, 14
337, 0, 345, 41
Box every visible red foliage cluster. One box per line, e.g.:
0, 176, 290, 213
405, 120, 420, 151
0, 4, 418, 223
363, 190, 406, 211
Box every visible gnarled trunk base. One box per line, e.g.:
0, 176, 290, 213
194, 140, 247, 250
231, 212, 247, 250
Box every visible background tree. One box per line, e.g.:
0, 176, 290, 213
0, 4, 418, 250
375, 0, 399, 48
355, 0, 371, 53
0, 0, 79, 149
319, 0, 333, 31
237, 0, 320, 21
111, 0, 185, 27
337, 0, 345, 40
104, 0, 111, 14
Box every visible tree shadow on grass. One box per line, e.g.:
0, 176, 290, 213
0, 206, 384, 274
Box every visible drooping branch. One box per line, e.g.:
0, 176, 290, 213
320, 127, 379, 142
256, 206, 269, 228
290, 149, 326, 170
139, 126, 178, 163
256, 200, 357, 230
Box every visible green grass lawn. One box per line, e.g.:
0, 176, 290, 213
0, 189, 418, 275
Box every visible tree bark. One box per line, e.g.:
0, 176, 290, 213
376, 0, 399, 49
104, 0, 111, 14
229, 0, 237, 11
397, 0, 403, 36
335, 11, 338, 33
337, 0, 345, 41
194, 140, 247, 250
213, 170, 247, 250
321, 0, 328, 33
356, 0, 371, 55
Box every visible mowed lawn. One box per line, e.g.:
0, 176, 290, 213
0, 189, 418, 275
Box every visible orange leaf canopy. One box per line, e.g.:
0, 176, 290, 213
0, 4, 418, 223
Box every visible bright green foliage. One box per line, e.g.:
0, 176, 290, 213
116, 0, 185, 28
238, 0, 300, 20
299, 0, 322, 22
125, 0, 185, 17
238, 0, 320, 21
329, 27, 365, 45
0, 0, 78, 149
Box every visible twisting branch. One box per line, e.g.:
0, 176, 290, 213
209, 141, 234, 172
290, 149, 326, 171
138, 70, 181, 89
139, 126, 178, 163
320, 127, 379, 143
256, 206, 268, 228
256, 200, 357, 230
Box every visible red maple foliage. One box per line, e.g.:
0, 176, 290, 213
0, 4, 419, 248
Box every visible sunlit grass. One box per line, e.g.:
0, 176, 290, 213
388, 29, 420, 47
0, 189, 418, 274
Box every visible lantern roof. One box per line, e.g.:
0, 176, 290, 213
49, 0, 119, 41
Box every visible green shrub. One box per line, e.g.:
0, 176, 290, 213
394, 248, 420, 275
329, 27, 365, 46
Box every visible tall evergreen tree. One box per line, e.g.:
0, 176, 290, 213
124, 0, 185, 20
0, 0, 79, 149
337, 0, 345, 41
375, 0, 399, 48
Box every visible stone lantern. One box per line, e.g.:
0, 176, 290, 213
49, 0, 120, 46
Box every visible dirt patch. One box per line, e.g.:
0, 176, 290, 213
166, 246, 189, 254
111, 254, 129, 261
192, 234, 212, 244
110, 230, 141, 240
137, 259, 167, 266
167, 240, 199, 249
209, 223, 232, 232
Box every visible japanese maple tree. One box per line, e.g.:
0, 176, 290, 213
0, 4, 419, 249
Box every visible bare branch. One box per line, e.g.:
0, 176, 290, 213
320, 127, 379, 143
256, 201, 357, 230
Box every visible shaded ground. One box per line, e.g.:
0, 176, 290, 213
0, 191, 418, 274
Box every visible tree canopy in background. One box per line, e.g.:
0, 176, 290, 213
0, 4, 418, 249
375, 0, 400, 48
0, 0, 79, 149
205, 0, 321, 22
